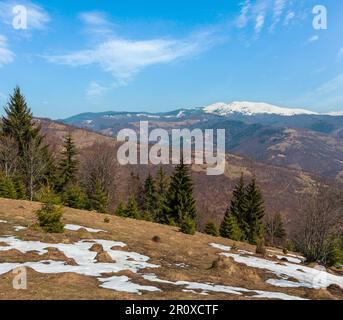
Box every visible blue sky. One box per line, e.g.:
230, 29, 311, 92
0, 0, 342, 119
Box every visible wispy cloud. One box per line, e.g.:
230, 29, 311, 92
79, 12, 109, 26
270, 0, 286, 29
235, 0, 299, 35
0, 35, 15, 67
338, 47, 343, 58
293, 73, 343, 110
255, 14, 265, 34
236, 0, 251, 28
0, 0, 50, 31
44, 29, 219, 84
307, 35, 319, 43
86, 81, 110, 97
283, 11, 295, 25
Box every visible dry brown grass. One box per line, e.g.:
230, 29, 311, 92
0, 198, 341, 300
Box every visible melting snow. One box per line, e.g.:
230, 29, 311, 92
64, 224, 106, 233
220, 252, 343, 289
142, 274, 307, 300
0, 236, 159, 294
0, 220, 7, 224
209, 243, 232, 251
98, 275, 160, 294
14, 226, 27, 232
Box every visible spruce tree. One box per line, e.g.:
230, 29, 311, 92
204, 221, 219, 237
115, 201, 127, 217
2, 87, 55, 200
62, 184, 88, 209
155, 166, 169, 224
245, 177, 265, 244
2, 87, 40, 156
220, 209, 244, 241
180, 214, 196, 235
58, 134, 78, 191
89, 180, 108, 213
166, 160, 197, 227
128, 172, 144, 210
229, 173, 249, 239
143, 173, 157, 213
125, 197, 141, 219
36, 187, 64, 233
0, 174, 17, 199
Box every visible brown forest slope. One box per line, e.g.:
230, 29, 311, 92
38, 118, 323, 231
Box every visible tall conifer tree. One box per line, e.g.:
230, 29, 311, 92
58, 133, 78, 190
229, 173, 249, 239
245, 177, 265, 244
166, 160, 197, 227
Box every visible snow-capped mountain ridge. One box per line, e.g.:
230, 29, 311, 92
203, 101, 319, 117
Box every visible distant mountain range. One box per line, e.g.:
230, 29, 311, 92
61, 101, 343, 181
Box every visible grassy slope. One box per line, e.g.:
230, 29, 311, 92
0, 198, 342, 300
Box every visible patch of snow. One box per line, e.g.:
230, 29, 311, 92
64, 224, 106, 233
82, 120, 93, 125
0, 220, 7, 224
238, 250, 254, 255
209, 243, 232, 251
143, 274, 306, 300
98, 275, 161, 294
325, 111, 343, 116
176, 111, 185, 119
14, 226, 27, 232
136, 114, 161, 119
220, 252, 343, 289
273, 255, 303, 264
0, 236, 159, 294
175, 263, 188, 268
203, 101, 318, 117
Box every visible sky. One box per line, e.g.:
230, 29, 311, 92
0, 0, 342, 119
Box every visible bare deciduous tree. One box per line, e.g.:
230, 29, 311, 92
0, 135, 19, 177
293, 183, 343, 265
21, 138, 49, 201
80, 141, 118, 206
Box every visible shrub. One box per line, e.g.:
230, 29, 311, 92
180, 214, 196, 235
204, 221, 219, 237
152, 235, 161, 243
62, 184, 88, 209
104, 217, 110, 223
256, 238, 267, 256
36, 187, 64, 233
0, 174, 17, 199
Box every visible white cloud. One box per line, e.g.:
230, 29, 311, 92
307, 35, 319, 43
44, 31, 217, 84
284, 11, 295, 25
86, 81, 110, 97
0, 0, 50, 31
338, 47, 343, 58
255, 14, 265, 34
315, 74, 343, 96
270, 0, 286, 29
79, 11, 112, 27
0, 35, 15, 67
236, 0, 251, 28
293, 73, 343, 110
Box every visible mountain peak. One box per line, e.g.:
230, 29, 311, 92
203, 101, 319, 117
